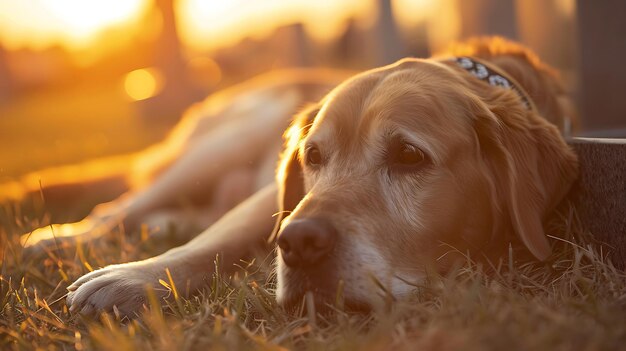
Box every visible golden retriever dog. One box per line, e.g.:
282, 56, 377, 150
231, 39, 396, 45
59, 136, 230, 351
14, 37, 578, 316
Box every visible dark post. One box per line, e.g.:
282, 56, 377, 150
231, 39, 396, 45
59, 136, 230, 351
373, 0, 405, 65
515, 0, 577, 77
576, 0, 626, 133
567, 138, 626, 269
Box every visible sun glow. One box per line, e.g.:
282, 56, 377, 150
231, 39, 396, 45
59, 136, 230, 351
392, 0, 460, 51
0, 0, 147, 50
176, 0, 375, 51
392, 0, 438, 26
0, 0, 375, 56
0, 0, 460, 63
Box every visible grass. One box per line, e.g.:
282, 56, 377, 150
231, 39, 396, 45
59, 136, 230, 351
1, 200, 625, 350
0, 82, 170, 179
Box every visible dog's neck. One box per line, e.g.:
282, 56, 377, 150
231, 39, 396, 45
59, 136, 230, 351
452, 56, 536, 112
443, 53, 574, 135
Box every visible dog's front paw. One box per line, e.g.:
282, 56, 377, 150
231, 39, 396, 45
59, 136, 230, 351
66, 261, 167, 317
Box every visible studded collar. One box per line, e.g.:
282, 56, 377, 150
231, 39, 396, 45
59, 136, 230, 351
453, 56, 536, 111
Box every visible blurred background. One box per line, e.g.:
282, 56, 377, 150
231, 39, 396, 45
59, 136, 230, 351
0, 0, 624, 181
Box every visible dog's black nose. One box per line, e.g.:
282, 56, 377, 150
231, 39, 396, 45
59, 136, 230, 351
277, 219, 337, 267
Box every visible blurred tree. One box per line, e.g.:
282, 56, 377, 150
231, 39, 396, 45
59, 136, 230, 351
456, 0, 517, 39
292, 23, 312, 67
154, 0, 185, 85
139, 0, 201, 125
270, 23, 312, 67
0, 46, 11, 102
334, 18, 372, 68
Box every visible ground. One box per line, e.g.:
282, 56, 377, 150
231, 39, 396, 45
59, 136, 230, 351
1, 200, 625, 350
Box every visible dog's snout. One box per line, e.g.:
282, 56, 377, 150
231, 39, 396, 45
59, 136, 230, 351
278, 219, 337, 267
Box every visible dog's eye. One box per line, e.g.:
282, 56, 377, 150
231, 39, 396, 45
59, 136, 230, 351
388, 140, 426, 170
305, 145, 322, 166
397, 144, 424, 164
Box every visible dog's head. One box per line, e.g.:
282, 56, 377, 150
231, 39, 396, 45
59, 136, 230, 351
274, 55, 578, 311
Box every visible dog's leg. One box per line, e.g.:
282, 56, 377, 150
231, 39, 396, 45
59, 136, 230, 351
0, 154, 133, 225
121, 89, 298, 223
65, 184, 277, 317
139, 167, 257, 242
21, 89, 298, 251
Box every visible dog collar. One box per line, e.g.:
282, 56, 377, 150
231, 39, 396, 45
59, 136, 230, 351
453, 56, 535, 111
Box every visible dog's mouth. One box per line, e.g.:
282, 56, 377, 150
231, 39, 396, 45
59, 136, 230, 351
278, 267, 372, 314
279, 287, 371, 315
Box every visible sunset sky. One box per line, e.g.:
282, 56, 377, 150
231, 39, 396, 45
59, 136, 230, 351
0, 0, 147, 50
0, 0, 447, 54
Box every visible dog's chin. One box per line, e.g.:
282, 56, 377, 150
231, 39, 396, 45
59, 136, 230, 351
276, 250, 377, 314
277, 269, 372, 314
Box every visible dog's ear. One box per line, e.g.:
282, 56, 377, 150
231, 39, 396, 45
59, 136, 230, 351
473, 95, 578, 261
270, 104, 321, 240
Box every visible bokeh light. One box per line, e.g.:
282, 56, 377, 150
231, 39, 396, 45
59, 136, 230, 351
124, 68, 164, 101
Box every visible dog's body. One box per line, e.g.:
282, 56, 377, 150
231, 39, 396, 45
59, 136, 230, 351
14, 38, 578, 315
